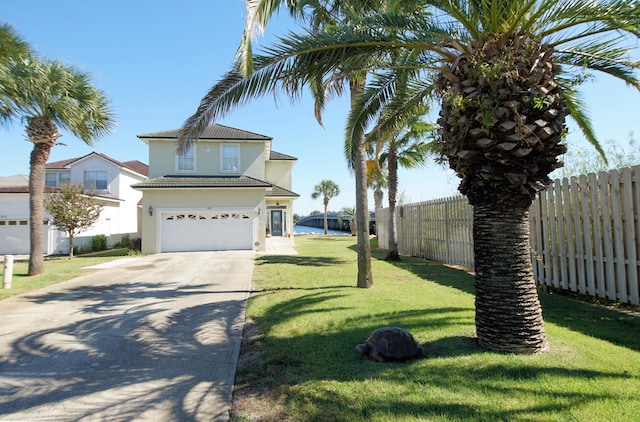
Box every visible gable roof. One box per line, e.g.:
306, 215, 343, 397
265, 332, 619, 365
46, 152, 149, 177
137, 124, 272, 141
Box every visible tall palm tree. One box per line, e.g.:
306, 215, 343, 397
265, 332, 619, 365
311, 179, 340, 234
180, 0, 424, 289
179, 1, 639, 353
344, 1, 639, 353
370, 113, 435, 261
0, 55, 115, 275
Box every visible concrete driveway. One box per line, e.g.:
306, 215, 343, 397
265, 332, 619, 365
0, 250, 254, 421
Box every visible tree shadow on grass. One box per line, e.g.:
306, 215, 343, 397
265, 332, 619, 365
374, 245, 640, 353
255, 255, 347, 267
238, 292, 636, 421
234, 239, 640, 420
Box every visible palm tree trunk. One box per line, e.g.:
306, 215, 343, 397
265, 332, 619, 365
323, 200, 329, 235
374, 187, 383, 210
386, 148, 400, 261
473, 203, 548, 354
351, 79, 373, 288
28, 142, 51, 276
355, 139, 373, 287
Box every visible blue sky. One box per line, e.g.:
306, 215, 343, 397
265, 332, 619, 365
2, 1, 639, 215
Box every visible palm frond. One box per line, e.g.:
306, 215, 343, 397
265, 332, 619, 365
561, 81, 607, 164
554, 37, 640, 89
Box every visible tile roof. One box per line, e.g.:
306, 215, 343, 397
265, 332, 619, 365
46, 152, 149, 176
132, 175, 273, 189
138, 124, 272, 141
270, 151, 298, 161
267, 185, 300, 198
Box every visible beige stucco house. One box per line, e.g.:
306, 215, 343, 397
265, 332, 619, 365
133, 124, 299, 253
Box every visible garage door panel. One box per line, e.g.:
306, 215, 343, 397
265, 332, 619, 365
160, 211, 254, 252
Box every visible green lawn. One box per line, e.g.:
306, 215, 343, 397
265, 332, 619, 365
233, 236, 640, 422
0, 248, 135, 300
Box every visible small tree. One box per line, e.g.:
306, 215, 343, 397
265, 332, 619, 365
45, 183, 103, 258
311, 180, 340, 235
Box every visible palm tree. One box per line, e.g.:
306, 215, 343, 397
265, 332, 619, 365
370, 113, 435, 261
180, 1, 423, 289
311, 180, 340, 234
341, 1, 639, 353
0, 54, 115, 275
176, 0, 638, 352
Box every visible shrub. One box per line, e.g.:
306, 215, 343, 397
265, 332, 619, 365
91, 234, 108, 251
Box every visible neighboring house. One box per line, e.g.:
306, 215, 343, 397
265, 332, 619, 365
0, 153, 148, 255
132, 124, 299, 253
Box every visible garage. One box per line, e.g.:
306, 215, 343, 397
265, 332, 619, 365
160, 210, 255, 252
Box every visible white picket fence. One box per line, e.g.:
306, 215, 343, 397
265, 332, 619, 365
376, 166, 640, 305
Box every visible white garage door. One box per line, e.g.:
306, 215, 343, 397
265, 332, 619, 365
160, 211, 254, 252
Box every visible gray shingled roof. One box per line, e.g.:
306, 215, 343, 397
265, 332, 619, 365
270, 151, 298, 161
138, 124, 272, 141
46, 152, 149, 177
267, 185, 300, 198
132, 175, 273, 189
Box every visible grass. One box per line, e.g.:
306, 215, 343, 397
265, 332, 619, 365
0, 248, 136, 300
232, 236, 640, 422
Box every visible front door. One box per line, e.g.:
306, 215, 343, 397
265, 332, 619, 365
271, 210, 283, 236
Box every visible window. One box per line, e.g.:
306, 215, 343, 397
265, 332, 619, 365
84, 171, 108, 191
221, 144, 239, 172
45, 173, 57, 187
177, 144, 195, 172
60, 173, 70, 186
45, 172, 70, 187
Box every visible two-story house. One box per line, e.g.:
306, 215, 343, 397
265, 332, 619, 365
132, 124, 299, 254
0, 153, 148, 255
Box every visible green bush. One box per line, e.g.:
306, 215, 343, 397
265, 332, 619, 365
91, 234, 108, 251
115, 234, 141, 251
115, 234, 129, 248
73, 243, 92, 256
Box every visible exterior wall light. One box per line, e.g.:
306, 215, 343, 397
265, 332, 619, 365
148, 205, 153, 216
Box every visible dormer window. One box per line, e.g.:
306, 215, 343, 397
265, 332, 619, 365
84, 171, 108, 191
177, 144, 195, 172
221, 144, 239, 173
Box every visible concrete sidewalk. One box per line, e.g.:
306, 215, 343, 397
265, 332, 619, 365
0, 251, 254, 421
262, 236, 298, 255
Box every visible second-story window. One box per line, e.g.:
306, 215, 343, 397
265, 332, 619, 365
221, 144, 239, 172
45, 172, 70, 188
84, 171, 108, 191
177, 144, 195, 172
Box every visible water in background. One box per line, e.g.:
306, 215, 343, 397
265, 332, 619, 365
293, 224, 350, 236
